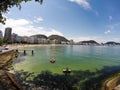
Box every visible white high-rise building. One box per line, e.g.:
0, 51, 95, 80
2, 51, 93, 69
0, 30, 3, 38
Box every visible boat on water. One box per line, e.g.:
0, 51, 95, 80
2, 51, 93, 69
63, 67, 71, 74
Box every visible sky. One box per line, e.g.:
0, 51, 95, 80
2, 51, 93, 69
0, 0, 120, 43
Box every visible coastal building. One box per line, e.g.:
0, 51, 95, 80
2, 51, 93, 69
16, 35, 22, 43
61, 41, 68, 44
27, 36, 37, 44
0, 30, 3, 38
4, 27, 12, 43
11, 33, 22, 44
45, 39, 50, 44
33, 37, 38, 44
37, 38, 49, 44
21, 36, 28, 43
27, 37, 34, 44
38, 38, 44, 44
28, 36, 38, 44
50, 39, 61, 44
12, 33, 18, 43
69, 39, 74, 45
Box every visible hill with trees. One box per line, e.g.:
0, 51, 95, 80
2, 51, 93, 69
105, 41, 120, 45
31, 34, 48, 39
79, 40, 99, 45
48, 35, 69, 42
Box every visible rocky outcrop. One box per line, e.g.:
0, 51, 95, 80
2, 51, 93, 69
0, 50, 23, 90
104, 76, 120, 90
0, 70, 23, 90
0, 50, 18, 69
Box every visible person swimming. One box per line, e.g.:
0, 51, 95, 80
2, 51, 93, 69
50, 57, 56, 63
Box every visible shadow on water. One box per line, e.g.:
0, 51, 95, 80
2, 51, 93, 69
14, 65, 120, 90
14, 52, 33, 64
11, 51, 26, 64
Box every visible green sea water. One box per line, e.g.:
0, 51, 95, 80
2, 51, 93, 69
14, 45, 120, 74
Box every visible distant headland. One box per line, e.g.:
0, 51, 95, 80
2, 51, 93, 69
0, 27, 120, 46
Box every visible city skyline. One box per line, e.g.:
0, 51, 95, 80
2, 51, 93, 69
0, 0, 120, 43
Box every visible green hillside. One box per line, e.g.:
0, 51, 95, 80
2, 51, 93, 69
48, 35, 68, 41
31, 34, 48, 39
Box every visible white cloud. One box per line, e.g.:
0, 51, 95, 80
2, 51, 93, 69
68, 0, 99, 16
68, 0, 91, 9
6, 19, 31, 27
0, 18, 63, 37
34, 16, 43, 23
104, 30, 111, 34
109, 16, 112, 21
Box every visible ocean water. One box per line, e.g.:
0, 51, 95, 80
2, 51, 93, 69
14, 45, 120, 74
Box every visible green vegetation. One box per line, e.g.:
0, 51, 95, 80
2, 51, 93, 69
0, 38, 3, 46
105, 41, 120, 45
0, 38, 7, 46
48, 35, 69, 42
31, 34, 48, 39
80, 40, 99, 45
14, 66, 120, 90
0, 0, 43, 24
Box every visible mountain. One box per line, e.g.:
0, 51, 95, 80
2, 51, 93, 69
105, 41, 120, 45
79, 40, 99, 45
48, 35, 68, 42
31, 34, 48, 39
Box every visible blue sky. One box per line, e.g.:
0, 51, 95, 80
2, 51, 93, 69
0, 0, 120, 42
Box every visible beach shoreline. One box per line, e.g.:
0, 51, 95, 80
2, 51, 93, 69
5, 44, 120, 50
6, 44, 71, 50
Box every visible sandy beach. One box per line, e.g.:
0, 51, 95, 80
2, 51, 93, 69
6, 44, 69, 50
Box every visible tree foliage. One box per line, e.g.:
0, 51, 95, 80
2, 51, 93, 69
0, 38, 3, 46
48, 35, 69, 42
105, 41, 120, 45
0, 38, 7, 46
0, 0, 43, 24
31, 34, 48, 39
